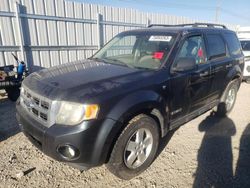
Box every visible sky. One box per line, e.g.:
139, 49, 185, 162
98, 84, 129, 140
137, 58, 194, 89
72, 0, 250, 26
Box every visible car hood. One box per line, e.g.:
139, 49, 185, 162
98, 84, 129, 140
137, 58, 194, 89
23, 59, 151, 102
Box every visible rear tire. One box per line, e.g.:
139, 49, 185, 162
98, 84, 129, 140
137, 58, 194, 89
106, 114, 159, 180
216, 79, 239, 116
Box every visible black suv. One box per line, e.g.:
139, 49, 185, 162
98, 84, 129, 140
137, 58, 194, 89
16, 23, 244, 180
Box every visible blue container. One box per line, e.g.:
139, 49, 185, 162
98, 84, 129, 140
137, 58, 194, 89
17, 62, 25, 80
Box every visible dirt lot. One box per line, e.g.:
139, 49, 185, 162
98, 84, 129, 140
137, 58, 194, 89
0, 83, 250, 188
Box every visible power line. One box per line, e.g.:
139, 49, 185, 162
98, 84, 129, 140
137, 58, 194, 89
117, 0, 216, 11
220, 8, 250, 22
117, 0, 250, 24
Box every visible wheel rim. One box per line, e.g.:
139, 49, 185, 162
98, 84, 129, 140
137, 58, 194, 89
225, 87, 236, 111
124, 128, 153, 169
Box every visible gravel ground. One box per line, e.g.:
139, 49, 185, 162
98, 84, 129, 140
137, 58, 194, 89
0, 83, 250, 188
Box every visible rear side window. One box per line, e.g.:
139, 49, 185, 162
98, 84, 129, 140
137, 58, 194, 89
206, 34, 226, 60
224, 33, 242, 55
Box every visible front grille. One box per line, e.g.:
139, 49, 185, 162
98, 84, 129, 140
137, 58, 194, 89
40, 112, 48, 121
33, 97, 40, 105
41, 101, 49, 110
32, 108, 39, 116
20, 85, 53, 127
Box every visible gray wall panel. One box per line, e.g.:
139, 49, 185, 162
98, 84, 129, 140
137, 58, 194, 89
0, 0, 237, 70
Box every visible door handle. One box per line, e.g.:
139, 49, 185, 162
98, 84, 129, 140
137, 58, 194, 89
162, 85, 167, 90
199, 71, 209, 77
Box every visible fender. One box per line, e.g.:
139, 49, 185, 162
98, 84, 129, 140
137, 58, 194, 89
94, 90, 168, 163
225, 64, 242, 88
107, 90, 167, 137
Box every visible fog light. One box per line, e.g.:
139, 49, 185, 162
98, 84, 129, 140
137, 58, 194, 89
57, 145, 80, 160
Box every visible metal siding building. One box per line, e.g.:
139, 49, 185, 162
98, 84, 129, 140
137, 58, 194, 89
0, 0, 237, 71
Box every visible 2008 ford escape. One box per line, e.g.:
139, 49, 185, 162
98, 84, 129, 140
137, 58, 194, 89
16, 23, 244, 180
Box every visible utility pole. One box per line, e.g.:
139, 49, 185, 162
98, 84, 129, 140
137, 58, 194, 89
215, 6, 220, 23
215, 0, 222, 23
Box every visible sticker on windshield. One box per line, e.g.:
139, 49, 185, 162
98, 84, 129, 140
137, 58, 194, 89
149, 35, 172, 42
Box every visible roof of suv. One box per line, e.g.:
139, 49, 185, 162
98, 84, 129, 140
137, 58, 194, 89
122, 23, 235, 35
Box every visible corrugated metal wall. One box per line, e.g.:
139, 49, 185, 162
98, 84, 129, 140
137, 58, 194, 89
0, 0, 237, 71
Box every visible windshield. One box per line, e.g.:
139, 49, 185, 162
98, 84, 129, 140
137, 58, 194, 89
92, 33, 177, 70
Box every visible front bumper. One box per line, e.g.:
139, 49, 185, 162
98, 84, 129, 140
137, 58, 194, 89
16, 99, 120, 169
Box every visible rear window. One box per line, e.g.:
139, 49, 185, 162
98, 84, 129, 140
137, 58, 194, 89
240, 41, 250, 51
206, 34, 226, 59
224, 33, 242, 55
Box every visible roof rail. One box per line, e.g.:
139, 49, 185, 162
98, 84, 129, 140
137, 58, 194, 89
148, 22, 227, 29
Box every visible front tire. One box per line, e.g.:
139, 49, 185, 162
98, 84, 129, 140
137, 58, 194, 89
216, 79, 239, 116
106, 114, 159, 180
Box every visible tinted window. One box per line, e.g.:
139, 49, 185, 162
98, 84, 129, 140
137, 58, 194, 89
206, 34, 226, 59
240, 41, 250, 51
176, 35, 206, 64
224, 33, 242, 55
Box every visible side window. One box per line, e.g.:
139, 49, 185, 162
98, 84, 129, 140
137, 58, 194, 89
175, 35, 206, 65
224, 33, 242, 56
206, 34, 226, 59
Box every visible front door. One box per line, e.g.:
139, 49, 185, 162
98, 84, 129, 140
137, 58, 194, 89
169, 34, 212, 122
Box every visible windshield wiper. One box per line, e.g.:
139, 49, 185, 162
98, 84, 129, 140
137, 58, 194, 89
89, 57, 154, 71
88, 57, 114, 66
89, 57, 132, 68
133, 66, 153, 71
103, 58, 135, 69
88, 57, 103, 62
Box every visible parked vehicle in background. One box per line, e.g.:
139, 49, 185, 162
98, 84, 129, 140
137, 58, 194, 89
239, 39, 250, 82
240, 39, 250, 56
237, 27, 250, 82
16, 23, 244, 180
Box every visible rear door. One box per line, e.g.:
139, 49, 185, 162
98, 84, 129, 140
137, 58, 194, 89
205, 33, 232, 101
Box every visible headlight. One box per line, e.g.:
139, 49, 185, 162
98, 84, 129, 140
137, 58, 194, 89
56, 101, 99, 126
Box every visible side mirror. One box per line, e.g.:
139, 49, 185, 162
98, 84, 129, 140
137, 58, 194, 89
173, 57, 196, 72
